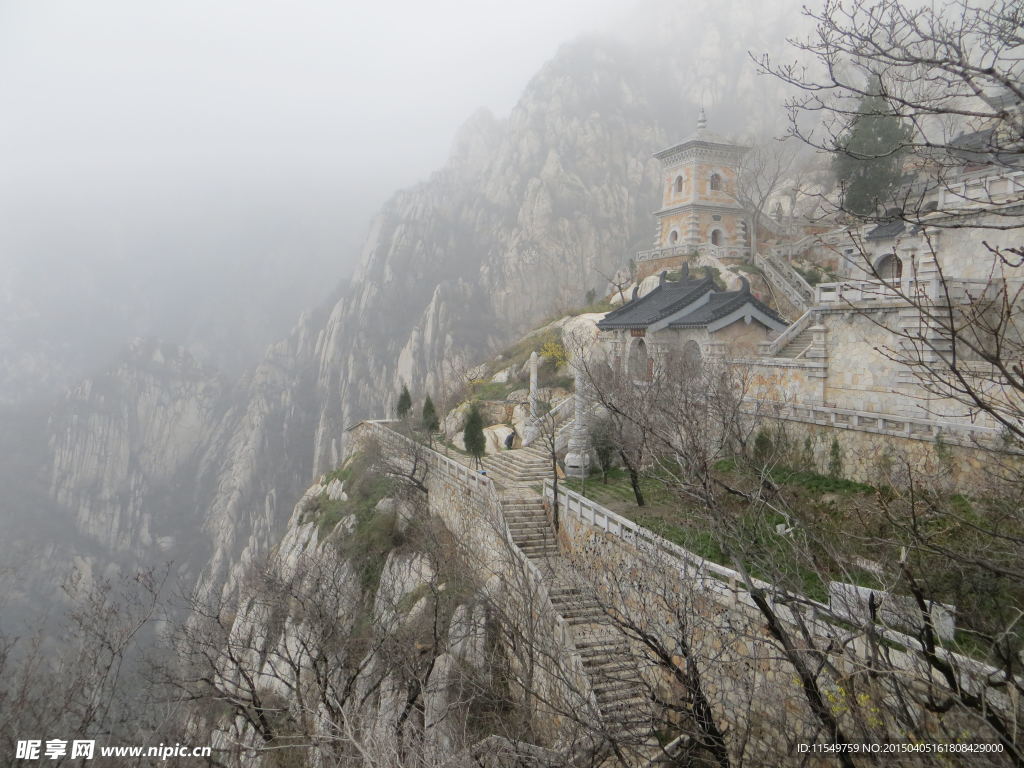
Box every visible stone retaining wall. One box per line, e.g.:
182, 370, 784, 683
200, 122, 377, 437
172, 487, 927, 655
351, 422, 598, 749
547, 481, 1021, 766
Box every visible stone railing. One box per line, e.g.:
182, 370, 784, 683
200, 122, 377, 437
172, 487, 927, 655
546, 479, 757, 595
758, 308, 817, 358
696, 243, 749, 262
634, 243, 750, 264
935, 169, 1024, 211
770, 230, 847, 262
754, 251, 813, 310
522, 395, 575, 448
545, 479, 1011, 692
814, 276, 990, 305
745, 399, 1004, 445
356, 421, 598, 721
362, 420, 493, 498
634, 244, 691, 263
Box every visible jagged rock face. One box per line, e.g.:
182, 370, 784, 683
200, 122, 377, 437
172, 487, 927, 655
48, 339, 224, 553
304, 40, 680, 478
13, 21, 794, 608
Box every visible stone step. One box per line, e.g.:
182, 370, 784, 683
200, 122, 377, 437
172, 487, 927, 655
520, 548, 560, 560
549, 593, 590, 605
510, 534, 555, 546
581, 658, 633, 675
576, 638, 628, 652
600, 696, 649, 718
564, 613, 609, 627
504, 516, 548, 527
503, 507, 546, 517
550, 601, 602, 616
777, 329, 815, 358
518, 541, 559, 551
507, 521, 549, 530
485, 453, 548, 465
593, 679, 642, 697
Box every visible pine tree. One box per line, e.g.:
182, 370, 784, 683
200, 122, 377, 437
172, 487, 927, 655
832, 80, 913, 216
396, 384, 412, 420
421, 395, 439, 434
463, 405, 486, 467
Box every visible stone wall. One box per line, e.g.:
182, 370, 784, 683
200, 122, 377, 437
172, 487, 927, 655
547, 483, 1021, 766
352, 422, 598, 749
754, 415, 1000, 489
552, 493, 827, 764
635, 254, 682, 282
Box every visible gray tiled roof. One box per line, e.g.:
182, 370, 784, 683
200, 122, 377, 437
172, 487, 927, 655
667, 288, 785, 328
597, 277, 713, 330
599, 274, 786, 332
865, 219, 907, 240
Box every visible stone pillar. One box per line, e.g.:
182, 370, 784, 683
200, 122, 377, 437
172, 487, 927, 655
564, 365, 591, 478
524, 351, 540, 444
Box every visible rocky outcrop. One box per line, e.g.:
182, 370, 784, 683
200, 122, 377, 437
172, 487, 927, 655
10, 6, 800, 613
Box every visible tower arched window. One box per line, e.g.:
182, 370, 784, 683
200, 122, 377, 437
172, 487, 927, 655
674, 176, 683, 194
875, 253, 903, 282
710, 173, 722, 191
669, 230, 679, 244
710, 229, 723, 246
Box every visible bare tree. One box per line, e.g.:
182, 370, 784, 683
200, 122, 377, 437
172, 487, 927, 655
578, 340, 1024, 764
0, 566, 174, 767
752, 0, 1024, 440
756, 0, 1023, 242
732, 139, 802, 258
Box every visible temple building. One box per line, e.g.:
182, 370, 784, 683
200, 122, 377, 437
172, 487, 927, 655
598, 266, 786, 380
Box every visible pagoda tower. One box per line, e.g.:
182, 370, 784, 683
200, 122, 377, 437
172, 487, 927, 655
652, 108, 750, 257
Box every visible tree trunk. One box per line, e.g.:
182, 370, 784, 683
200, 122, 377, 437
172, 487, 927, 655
619, 449, 645, 506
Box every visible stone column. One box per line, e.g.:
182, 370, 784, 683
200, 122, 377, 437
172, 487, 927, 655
564, 365, 592, 478
524, 351, 540, 444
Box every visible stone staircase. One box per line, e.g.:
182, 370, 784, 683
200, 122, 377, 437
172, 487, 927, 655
550, 589, 654, 746
482, 445, 550, 488
502, 493, 560, 562
486, 447, 660, 760
775, 327, 815, 358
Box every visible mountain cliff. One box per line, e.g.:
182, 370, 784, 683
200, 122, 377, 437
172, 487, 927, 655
5, 10, 797, 612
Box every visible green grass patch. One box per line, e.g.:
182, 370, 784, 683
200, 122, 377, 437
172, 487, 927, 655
576, 298, 615, 314
472, 380, 518, 402
309, 451, 397, 538
345, 509, 401, 593
492, 328, 561, 378
770, 467, 874, 495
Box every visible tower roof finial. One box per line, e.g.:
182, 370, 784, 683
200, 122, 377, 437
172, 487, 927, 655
697, 105, 707, 132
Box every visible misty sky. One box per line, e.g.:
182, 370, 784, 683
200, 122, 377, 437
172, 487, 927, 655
0, 1, 635, 275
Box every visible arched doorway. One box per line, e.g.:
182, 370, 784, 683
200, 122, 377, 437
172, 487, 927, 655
628, 338, 651, 381
875, 253, 903, 282
682, 340, 702, 373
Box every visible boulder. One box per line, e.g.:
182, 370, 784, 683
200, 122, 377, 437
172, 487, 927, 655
482, 424, 514, 455
637, 274, 661, 297
442, 401, 471, 439
506, 388, 529, 404
325, 478, 347, 502
561, 312, 608, 362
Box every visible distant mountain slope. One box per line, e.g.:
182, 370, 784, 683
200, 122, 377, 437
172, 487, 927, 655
4, 5, 802, 609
